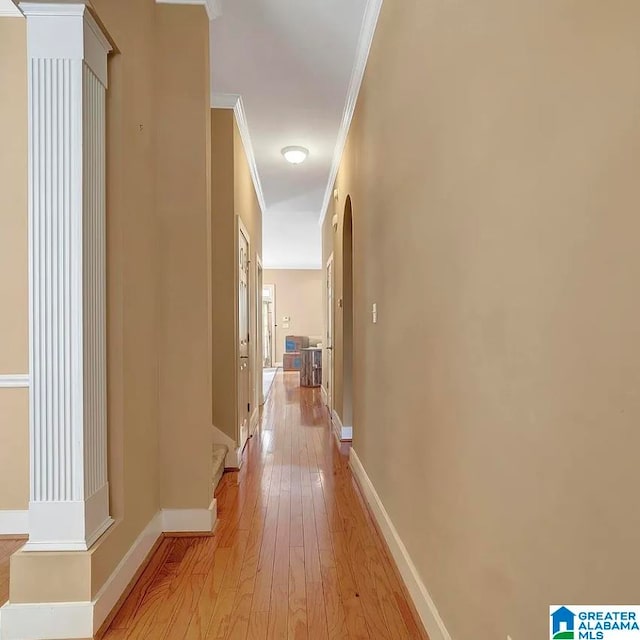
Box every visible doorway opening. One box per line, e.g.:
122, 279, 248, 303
262, 283, 277, 400
342, 196, 354, 437
325, 254, 334, 414
238, 220, 251, 449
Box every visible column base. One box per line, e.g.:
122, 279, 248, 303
24, 484, 113, 551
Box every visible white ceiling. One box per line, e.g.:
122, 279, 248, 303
210, 0, 376, 269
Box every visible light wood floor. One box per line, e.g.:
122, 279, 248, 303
101, 371, 428, 640
0, 539, 24, 606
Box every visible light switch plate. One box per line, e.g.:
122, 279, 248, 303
372, 303, 377, 324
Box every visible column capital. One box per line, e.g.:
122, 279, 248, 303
20, 2, 112, 86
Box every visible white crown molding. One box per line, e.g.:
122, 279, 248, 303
155, 0, 221, 20
0, 0, 22, 16
0, 374, 29, 388
212, 92, 240, 109
318, 0, 383, 227
349, 449, 451, 640
212, 92, 267, 216
0, 510, 28, 534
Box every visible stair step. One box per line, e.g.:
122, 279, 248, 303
212, 443, 228, 492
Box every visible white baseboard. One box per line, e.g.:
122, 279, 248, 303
212, 424, 243, 469
348, 449, 451, 640
331, 410, 352, 442
0, 512, 164, 640
161, 500, 216, 533
0, 502, 219, 640
320, 385, 328, 405
0, 510, 28, 535
92, 512, 162, 631
0, 601, 92, 640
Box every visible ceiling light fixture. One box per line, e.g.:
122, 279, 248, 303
281, 146, 309, 164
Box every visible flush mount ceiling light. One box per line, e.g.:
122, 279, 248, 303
281, 146, 309, 164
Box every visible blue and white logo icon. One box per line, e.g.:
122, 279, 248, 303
551, 606, 576, 639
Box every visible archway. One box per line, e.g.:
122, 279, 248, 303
342, 196, 353, 435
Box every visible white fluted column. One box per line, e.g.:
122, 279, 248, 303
21, 2, 113, 551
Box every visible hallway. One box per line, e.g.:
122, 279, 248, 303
100, 372, 427, 640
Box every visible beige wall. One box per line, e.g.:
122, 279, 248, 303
324, 2, 640, 639
3, 0, 212, 600
233, 120, 263, 426
155, 4, 212, 512
263, 269, 323, 364
0, 390, 28, 511
0, 18, 29, 512
211, 110, 263, 444
211, 109, 236, 442
89, 0, 163, 596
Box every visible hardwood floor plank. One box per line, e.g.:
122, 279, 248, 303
100, 372, 427, 640
247, 611, 269, 640
0, 539, 24, 606
110, 537, 173, 630
266, 582, 288, 640
305, 582, 328, 640
287, 547, 307, 640
184, 547, 232, 640
204, 588, 237, 640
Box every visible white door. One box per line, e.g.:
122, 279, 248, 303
238, 224, 250, 448
326, 255, 334, 412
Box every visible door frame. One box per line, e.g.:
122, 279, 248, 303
262, 283, 276, 368
256, 255, 265, 407
325, 252, 334, 414
237, 215, 251, 448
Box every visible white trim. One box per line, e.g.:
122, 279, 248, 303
161, 501, 216, 533
318, 0, 383, 227
0, 506, 219, 639
155, 0, 221, 20
0, 513, 163, 640
211, 93, 267, 215
211, 92, 239, 109
23, 0, 113, 552
349, 449, 451, 640
212, 424, 244, 469
0, 510, 28, 535
0, 0, 22, 16
331, 410, 352, 442
0, 375, 29, 388
321, 385, 328, 406
92, 512, 162, 631
0, 601, 92, 640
